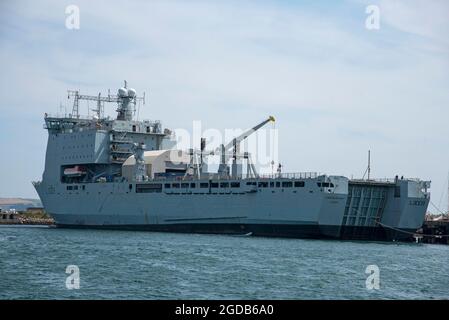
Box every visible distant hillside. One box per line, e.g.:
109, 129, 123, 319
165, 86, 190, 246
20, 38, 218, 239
0, 198, 42, 211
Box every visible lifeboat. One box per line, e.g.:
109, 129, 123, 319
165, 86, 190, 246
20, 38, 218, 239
63, 166, 87, 177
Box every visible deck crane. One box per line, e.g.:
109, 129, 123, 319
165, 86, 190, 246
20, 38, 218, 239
208, 116, 275, 178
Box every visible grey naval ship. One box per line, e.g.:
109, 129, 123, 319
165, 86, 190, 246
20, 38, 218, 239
34, 82, 431, 241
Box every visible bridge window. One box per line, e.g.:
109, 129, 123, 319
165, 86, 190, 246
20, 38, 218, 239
282, 181, 292, 188
164, 184, 171, 189
190, 183, 196, 188
211, 182, 219, 188
181, 183, 189, 188
258, 182, 268, 188
276, 182, 281, 187
231, 182, 240, 188
172, 183, 180, 188
200, 183, 209, 188
220, 182, 229, 188
294, 181, 305, 187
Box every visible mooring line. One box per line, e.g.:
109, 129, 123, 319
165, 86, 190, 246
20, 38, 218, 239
376, 222, 449, 238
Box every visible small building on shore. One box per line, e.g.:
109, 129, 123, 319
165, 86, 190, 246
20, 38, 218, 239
0, 209, 21, 224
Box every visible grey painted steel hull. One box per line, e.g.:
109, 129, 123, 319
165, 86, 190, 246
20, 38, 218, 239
54, 223, 417, 241
34, 179, 427, 242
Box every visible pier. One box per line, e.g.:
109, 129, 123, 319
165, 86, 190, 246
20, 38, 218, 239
421, 214, 449, 245
0, 207, 54, 226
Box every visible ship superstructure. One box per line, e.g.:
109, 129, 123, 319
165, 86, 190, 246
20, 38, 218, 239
34, 82, 431, 241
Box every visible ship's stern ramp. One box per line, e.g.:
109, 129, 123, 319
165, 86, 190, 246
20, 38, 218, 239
341, 178, 430, 240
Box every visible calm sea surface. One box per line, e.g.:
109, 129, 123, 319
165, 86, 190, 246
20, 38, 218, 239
0, 225, 448, 299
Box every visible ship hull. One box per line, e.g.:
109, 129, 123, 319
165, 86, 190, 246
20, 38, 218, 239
34, 176, 428, 243
54, 223, 416, 241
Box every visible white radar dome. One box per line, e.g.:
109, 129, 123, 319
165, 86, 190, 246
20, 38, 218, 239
127, 88, 136, 97
118, 87, 128, 97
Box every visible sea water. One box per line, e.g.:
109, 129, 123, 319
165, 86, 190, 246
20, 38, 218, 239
0, 225, 448, 299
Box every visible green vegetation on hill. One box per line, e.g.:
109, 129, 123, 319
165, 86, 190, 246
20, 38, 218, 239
20, 210, 51, 220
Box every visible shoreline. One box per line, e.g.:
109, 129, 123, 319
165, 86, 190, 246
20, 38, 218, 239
0, 219, 54, 226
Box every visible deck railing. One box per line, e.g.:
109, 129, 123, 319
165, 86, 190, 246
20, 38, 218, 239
147, 172, 321, 182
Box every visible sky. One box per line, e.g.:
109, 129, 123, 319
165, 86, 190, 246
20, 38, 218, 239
0, 0, 448, 213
